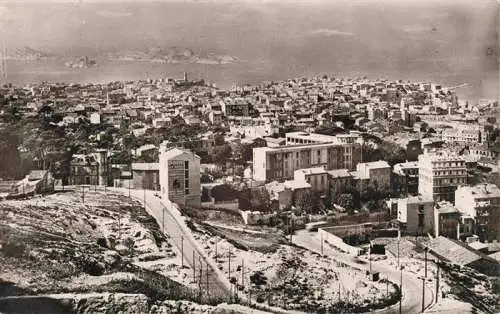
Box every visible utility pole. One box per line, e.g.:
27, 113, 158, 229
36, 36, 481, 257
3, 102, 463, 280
397, 236, 400, 269
199, 256, 203, 288
215, 242, 218, 263
128, 178, 131, 198
228, 247, 231, 281
321, 231, 324, 256
206, 261, 209, 291
267, 287, 271, 306
386, 279, 389, 299
338, 282, 341, 303
82, 185, 85, 203
435, 261, 440, 303
143, 186, 146, 209
424, 247, 428, 278
181, 236, 184, 268
369, 241, 372, 275
399, 266, 403, 314
193, 251, 196, 282
162, 207, 165, 233
241, 259, 244, 287
118, 215, 121, 239
421, 277, 425, 313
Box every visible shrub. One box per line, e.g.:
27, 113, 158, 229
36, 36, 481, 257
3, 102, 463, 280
1, 238, 26, 258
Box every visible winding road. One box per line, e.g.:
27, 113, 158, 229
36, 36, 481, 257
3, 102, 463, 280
293, 230, 435, 314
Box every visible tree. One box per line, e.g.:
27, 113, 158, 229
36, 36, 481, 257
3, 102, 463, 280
250, 188, 272, 212
295, 190, 319, 214
337, 193, 354, 211
213, 144, 232, 168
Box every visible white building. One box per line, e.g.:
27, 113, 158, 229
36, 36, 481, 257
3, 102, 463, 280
293, 167, 329, 196
355, 160, 391, 193
90, 112, 101, 125
159, 145, 201, 206
455, 184, 500, 218
418, 151, 467, 203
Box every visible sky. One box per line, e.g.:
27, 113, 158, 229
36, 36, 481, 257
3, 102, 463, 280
0, 0, 497, 100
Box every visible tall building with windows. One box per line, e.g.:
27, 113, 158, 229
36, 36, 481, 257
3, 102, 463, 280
253, 142, 362, 182
455, 184, 500, 241
159, 145, 200, 206
418, 151, 467, 203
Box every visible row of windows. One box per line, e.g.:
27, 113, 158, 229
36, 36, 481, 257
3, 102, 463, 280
433, 170, 466, 176
432, 178, 466, 186
431, 162, 465, 168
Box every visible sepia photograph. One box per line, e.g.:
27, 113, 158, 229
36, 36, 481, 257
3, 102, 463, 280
0, 0, 498, 313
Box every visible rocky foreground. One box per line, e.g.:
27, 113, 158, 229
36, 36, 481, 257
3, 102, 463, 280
0, 189, 255, 313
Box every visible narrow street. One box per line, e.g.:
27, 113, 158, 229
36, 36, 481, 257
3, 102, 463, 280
293, 230, 434, 314
114, 188, 230, 297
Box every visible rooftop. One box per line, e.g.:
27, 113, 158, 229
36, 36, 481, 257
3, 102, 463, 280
401, 195, 434, 204
394, 161, 419, 170
327, 169, 352, 178
358, 160, 391, 169
428, 236, 482, 266
28, 170, 48, 181
131, 163, 159, 171
434, 201, 458, 214
295, 167, 327, 176
284, 180, 311, 190
456, 183, 500, 198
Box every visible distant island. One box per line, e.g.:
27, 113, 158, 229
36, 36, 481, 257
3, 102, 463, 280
64, 56, 97, 69
6, 46, 236, 67
6, 46, 53, 61
107, 46, 237, 65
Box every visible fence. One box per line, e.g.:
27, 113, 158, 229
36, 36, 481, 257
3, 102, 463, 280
318, 228, 364, 256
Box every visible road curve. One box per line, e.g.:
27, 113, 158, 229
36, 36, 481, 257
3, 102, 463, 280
293, 230, 434, 314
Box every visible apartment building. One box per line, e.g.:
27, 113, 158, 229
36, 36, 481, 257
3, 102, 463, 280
442, 128, 481, 144
397, 196, 435, 235
455, 184, 500, 241
392, 161, 419, 196
285, 131, 363, 146
253, 142, 362, 182
327, 169, 354, 197
159, 145, 201, 206
293, 167, 329, 196
355, 161, 392, 194
418, 151, 467, 203
220, 99, 250, 117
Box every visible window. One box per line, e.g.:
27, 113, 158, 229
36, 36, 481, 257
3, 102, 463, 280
173, 179, 181, 190
185, 189, 190, 194
418, 205, 425, 228
184, 161, 189, 169
185, 170, 189, 178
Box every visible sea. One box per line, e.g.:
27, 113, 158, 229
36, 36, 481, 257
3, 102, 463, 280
1, 1, 498, 103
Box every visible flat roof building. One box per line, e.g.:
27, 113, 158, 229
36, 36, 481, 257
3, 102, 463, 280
455, 184, 500, 241
159, 145, 201, 207
418, 151, 467, 203
253, 141, 362, 182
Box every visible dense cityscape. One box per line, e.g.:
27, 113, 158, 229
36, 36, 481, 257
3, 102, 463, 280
0, 71, 499, 313
0, 0, 499, 312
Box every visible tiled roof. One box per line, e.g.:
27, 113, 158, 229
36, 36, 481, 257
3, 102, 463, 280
428, 236, 481, 266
